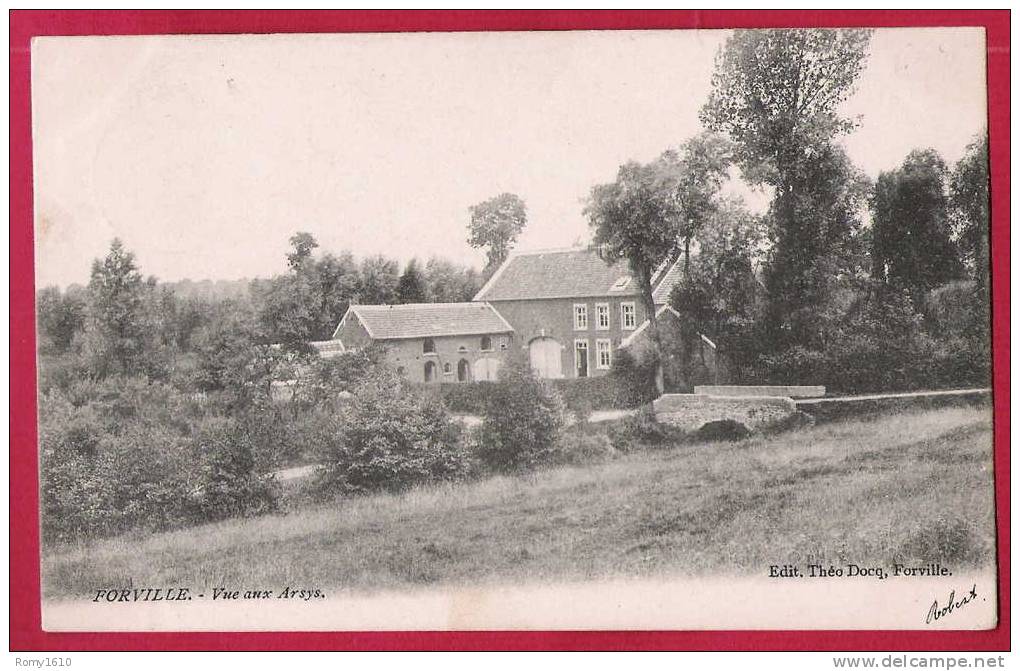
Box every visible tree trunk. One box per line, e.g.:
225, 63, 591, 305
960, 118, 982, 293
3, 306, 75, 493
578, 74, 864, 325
639, 265, 665, 396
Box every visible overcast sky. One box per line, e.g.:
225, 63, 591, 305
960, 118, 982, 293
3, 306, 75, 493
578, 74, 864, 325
32, 27, 987, 288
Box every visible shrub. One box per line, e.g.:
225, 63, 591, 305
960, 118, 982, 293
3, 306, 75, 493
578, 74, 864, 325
761, 410, 816, 435
607, 407, 687, 452
555, 428, 617, 466
696, 419, 751, 442
475, 360, 567, 473
319, 369, 471, 494
194, 419, 280, 522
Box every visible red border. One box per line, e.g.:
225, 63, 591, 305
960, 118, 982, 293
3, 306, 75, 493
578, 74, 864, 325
10, 10, 1010, 652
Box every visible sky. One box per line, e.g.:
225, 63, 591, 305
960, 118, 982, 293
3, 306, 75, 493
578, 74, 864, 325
32, 27, 988, 288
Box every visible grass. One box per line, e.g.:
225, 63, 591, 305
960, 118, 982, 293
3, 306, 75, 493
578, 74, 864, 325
42, 406, 996, 600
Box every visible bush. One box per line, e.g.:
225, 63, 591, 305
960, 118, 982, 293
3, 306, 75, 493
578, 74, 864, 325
696, 419, 751, 442
607, 407, 687, 452
761, 410, 816, 435
555, 427, 617, 466
318, 369, 471, 494
476, 360, 567, 473
194, 419, 280, 522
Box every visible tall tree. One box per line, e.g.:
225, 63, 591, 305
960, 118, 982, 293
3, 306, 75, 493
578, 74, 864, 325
286, 232, 319, 271
663, 132, 734, 275
358, 255, 400, 305
584, 160, 682, 394
871, 149, 963, 296
36, 285, 86, 355
81, 239, 151, 377
424, 257, 482, 303
701, 28, 873, 348
467, 193, 527, 273
950, 132, 991, 291
396, 258, 427, 304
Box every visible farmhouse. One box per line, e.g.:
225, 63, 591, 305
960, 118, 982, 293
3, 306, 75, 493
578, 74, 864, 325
322, 246, 688, 382
329, 302, 514, 383
473, 248, 684, 379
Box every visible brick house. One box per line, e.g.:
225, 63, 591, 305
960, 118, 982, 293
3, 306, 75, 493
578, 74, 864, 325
329, 302, 514, 383
472, 247, 684, 379
322, 247, 691, 383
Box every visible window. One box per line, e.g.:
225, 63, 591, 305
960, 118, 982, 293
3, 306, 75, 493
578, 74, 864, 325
610, 277, 631, 292
443, 362, 452, 375
424, 361, 437, 383
596, 339, 612, 370
595, 303, 610, 330
480, 335, 492, 351
621, 302, 637, 330
457, 359, 470, 382
499, 336, 510, 350
573, 303, 588, 330
396, 366, 406, 378
457, 345, 468, 353
423, 337, 436, 355
574, 340, 589, 378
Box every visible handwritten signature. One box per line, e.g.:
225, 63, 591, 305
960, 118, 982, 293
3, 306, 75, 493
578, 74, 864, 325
926, 585, 979, 624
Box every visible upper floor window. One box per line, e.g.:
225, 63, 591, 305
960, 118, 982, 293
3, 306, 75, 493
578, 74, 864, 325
480, 335, 493, 351
574, 303, 588, 330
610, 277, 631, 292
499, 336, 510, 350
621, 302, 637, 330
596, 339, 612, 370
423, 337, 436, 354
595, 303, 610, 330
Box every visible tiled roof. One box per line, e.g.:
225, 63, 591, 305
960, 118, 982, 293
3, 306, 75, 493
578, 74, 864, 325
347, 302, 513, 340
473, 247, 641, 301
651, 256, 685, 305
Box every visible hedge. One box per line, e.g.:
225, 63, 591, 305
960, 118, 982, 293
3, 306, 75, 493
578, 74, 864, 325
421, 373, 650, 415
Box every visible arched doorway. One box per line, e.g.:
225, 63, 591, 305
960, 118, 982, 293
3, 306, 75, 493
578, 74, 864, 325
457, 358, 471, 382
424, 360, 437, 383
528, 337, 563, 379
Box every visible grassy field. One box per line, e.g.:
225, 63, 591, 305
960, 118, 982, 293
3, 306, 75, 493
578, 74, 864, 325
43, 406, 996, 600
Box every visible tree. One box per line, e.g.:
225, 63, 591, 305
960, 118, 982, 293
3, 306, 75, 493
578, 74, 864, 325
950, 132, 990, 290
37, 285, 86, 355
669, 198, 765, 380
396, 258, 427, 304
424, 257, 482, 302
81, 239, 152, 377
467, 193, 527, 272
871, 149, 964, 296
358, 255, 400, 305
663, 132, 734, 275
584, 159, 682, 394
286, 232, 318, 271
701, 28, 873, 348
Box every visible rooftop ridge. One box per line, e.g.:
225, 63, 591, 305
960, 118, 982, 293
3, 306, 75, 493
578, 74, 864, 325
353, 301, 490, 310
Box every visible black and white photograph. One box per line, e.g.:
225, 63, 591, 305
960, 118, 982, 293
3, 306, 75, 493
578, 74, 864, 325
31, 26, 996, 631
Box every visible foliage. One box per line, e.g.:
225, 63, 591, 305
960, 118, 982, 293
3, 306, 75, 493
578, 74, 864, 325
696, 419, 751, 442
702, 29, 874, 351
358, 254, 400, 305
950, 132, 991, 287
318, 369, 471, 494
192, 309, 276, 410
396, 258, 428, 304
80, 239, 164, 378
467, 193, 528, 272
701, 28, 873, 188
554, 426, 617, 466
476, 360, 567, 473
36, 285, 86, 355
194, 418, 281, 522
423, 257, 482, 302
871, 149, 964, 295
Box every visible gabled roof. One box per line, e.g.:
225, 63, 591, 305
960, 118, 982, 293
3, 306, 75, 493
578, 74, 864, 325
335, 302, 513, 341
651, 256, 685, 305
473, 247, 641, 302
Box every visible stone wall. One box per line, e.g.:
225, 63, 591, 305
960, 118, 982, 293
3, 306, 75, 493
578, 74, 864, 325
693, 385, 825, 399
652, 393, 797, 432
